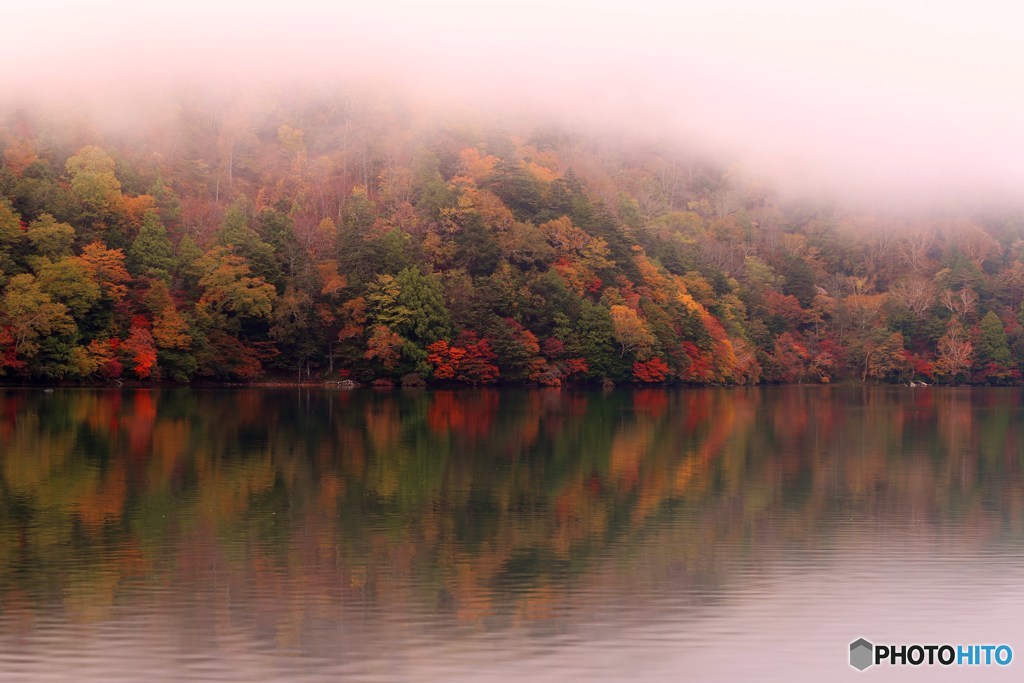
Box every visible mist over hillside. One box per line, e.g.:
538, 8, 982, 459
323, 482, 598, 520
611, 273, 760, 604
2, 2, 1023, 385
1, 87, 1023, 386
4, 1, 1024, 209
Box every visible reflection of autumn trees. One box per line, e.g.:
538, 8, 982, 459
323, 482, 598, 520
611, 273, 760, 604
0, 387, 1023, 642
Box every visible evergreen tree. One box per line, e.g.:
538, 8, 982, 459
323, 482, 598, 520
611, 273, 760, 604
979, 311, 1012, 366
128, 211, 175, 279
565, 300, 624, 380
977, 310, 1013, 383
217, 200, 281, 289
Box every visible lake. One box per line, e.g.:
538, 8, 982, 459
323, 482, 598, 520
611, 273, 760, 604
0, 386, 1022, 681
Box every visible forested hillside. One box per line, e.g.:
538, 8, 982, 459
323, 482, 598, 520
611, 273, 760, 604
1, 93, 1022, 385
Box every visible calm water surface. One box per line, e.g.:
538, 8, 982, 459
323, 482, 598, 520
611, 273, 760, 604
0, 386, 1022, 681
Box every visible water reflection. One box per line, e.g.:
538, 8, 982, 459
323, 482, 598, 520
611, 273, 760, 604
0, 386, 1022, 681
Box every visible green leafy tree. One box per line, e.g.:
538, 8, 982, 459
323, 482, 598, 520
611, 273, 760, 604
564, 300, 622, 379
196, 247, 277, 320
35, 257, 101, 318
978, 311, 1012, 366
977, 310, 1014, 383
484, 159, 543, 221
781, 255, 817, 307
411, 151, 454, 221
366, 274, 412, 331
65, 146, 122, 216
338, 187, 385, 284
0, 199, 22, 246
256, 208, 304, 277
148, 175, 182, 225
217, 199, 281, 288
454, 211, 501, 275
270, 285, 323, 379
7, 159, 82, 226
26, 214, 74, 261
175, 234, 205, 291
0, 273, 77, 373
367, 267, 452, 345
142, 279, 196, 381
128, 211, 175, 279
192, 247, 277, 379
0, 198, 24, 276
392, 267, 452, 344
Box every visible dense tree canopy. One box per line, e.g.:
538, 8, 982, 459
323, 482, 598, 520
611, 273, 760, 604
1, 93, 1023, 385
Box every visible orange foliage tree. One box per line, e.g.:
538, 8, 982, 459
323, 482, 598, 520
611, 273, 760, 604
426, 333, 499, 385
121, 323, 158, 379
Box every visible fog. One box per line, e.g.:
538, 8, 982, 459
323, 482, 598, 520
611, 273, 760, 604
3, 0, 1023, 210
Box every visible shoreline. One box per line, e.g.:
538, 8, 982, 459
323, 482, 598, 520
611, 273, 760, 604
0, 379, 983, 390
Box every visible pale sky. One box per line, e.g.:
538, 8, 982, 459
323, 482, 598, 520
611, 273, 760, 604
3, 0, 1023, 208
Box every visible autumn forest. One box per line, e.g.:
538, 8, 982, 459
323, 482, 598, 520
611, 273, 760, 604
1, 91, 1023, 386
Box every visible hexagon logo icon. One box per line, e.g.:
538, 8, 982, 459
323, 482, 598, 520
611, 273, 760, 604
850, 638, 874, 671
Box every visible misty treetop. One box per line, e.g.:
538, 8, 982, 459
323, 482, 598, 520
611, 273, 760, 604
1, 94, 1023, 386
